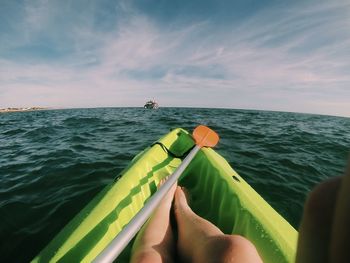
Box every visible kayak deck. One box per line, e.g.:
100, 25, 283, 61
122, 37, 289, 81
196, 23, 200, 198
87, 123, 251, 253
32, 128, 297, 263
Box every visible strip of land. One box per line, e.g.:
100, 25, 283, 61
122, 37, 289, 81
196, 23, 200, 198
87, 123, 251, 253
0, 107, 46, 113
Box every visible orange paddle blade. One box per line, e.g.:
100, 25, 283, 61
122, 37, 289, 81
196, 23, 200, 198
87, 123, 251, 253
192, 125, 219, 148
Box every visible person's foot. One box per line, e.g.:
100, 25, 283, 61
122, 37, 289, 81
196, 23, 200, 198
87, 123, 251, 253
130, 177, 177, 263
173, 186, 191, 212
174, 186, 221, 262
158, 176, 177, 209
175, 186, 263, 263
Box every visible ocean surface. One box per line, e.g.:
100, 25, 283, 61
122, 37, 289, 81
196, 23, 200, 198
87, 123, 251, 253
0, 107, 349, 262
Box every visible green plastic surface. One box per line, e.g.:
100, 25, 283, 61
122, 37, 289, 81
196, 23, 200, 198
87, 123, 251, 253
32, 128, 298, 263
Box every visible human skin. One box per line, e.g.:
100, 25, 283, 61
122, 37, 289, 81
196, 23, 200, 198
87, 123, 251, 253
131, 181, 262, 263
296, 158, 350, 263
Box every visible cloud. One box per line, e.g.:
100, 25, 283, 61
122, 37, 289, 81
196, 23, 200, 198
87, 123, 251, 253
0, 0, 349, 116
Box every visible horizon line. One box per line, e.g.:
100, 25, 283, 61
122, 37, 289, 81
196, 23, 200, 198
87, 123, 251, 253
2, 105, 349, 119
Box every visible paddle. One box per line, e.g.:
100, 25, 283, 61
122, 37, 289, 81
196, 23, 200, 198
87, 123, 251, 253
93, 125, 219, 263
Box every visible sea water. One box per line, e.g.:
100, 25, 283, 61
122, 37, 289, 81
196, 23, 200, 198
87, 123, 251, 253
1, 107, 349, 262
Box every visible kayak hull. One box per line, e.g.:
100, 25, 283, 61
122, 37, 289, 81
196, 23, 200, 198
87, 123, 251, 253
32, 128, 297, 263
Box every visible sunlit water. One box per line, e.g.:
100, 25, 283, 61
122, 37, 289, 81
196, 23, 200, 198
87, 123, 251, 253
1, 108, 349, 262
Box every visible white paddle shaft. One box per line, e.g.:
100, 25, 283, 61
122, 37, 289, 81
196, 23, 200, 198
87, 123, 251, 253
93, 145, 200, 263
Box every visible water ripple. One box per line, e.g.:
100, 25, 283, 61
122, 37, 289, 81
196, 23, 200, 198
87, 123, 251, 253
0, 108, 349, 262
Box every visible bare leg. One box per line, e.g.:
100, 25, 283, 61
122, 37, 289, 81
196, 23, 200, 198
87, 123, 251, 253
296, 158, 350, 263
130, 178, 177, 263
296, 176, 341, 263
174, 186, 263, 263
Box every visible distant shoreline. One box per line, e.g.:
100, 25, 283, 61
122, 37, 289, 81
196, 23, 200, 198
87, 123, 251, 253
0, 107, 47, 113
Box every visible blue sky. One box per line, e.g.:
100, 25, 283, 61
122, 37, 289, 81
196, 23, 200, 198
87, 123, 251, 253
0, 0, 349, 117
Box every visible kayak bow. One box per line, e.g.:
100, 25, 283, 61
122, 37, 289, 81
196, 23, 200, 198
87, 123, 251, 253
93, 125, 219, 262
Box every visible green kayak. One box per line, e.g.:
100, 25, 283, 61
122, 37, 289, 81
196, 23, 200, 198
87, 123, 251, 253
32, 128, 298, 263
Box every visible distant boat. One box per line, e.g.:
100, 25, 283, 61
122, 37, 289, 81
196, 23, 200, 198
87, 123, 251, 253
144, 100, 159, 109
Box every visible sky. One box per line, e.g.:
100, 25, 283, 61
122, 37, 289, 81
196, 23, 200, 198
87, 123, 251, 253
0, 0, 349, 117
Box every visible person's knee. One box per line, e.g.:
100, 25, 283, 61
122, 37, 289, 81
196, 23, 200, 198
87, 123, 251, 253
131, 250, 157, 263
222, 235, 261, 260
131, 248, 172, 263
199, 235, 261, 263
303, 176, 341, 225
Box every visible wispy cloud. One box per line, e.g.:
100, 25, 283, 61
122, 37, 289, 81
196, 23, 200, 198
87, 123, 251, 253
0, 0, 349, 116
